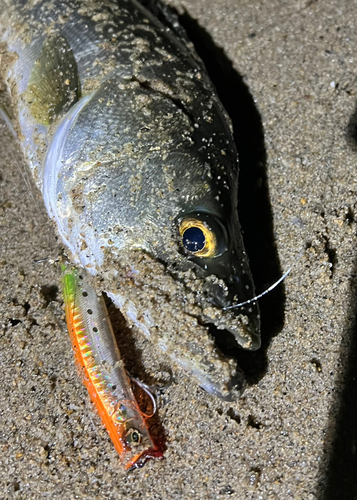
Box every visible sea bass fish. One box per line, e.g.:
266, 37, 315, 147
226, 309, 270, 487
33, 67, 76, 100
0, 0, 260, 400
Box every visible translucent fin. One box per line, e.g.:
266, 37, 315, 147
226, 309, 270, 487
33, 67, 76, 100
0, 107, 37, 201
0, 106, 16, 138
24, 35, 81, 125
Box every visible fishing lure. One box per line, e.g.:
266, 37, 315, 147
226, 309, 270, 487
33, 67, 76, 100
0, 0, 260, 401
62, 265, 163, 469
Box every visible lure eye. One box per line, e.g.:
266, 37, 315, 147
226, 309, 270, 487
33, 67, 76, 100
178, 213, 227, 258
125, 428, 142, 447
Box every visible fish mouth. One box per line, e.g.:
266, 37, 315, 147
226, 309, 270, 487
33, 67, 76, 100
167, 246, 262, 351
196, 293, 261, 352
126, 448, 164, 471
191, 320, 249, 400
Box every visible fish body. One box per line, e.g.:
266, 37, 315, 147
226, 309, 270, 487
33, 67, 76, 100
0, 0, 260, 400
62, 265, 163, 469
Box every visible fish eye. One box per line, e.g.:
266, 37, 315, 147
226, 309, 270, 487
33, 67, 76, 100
182, 226, 206, 253
124, 428, 142, 447
178, 213, 227, 258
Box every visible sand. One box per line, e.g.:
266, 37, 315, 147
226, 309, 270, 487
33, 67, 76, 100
0, 0, 357, 498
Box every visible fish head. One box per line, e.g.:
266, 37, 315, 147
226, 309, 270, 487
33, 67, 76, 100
119, 146, 262, 352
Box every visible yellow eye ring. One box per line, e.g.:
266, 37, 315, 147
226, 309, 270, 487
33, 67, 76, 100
179, 217, 217, 257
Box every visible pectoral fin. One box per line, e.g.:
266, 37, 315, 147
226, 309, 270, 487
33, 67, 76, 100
25, 35, 80, 125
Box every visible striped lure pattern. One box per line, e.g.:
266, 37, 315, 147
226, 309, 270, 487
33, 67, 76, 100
62, 266, 163, 469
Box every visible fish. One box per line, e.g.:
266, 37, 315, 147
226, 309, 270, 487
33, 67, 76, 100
0, 0, 261, 401
62, 264, 163, 469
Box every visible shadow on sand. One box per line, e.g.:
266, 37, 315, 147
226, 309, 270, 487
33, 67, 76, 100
319, 111, 357, 500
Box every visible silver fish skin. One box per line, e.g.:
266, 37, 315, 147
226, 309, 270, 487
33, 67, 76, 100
0, 0, 260, 400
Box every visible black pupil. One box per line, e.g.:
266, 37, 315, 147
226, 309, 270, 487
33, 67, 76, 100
132, 432, 139, 442
183, 227, 205, 253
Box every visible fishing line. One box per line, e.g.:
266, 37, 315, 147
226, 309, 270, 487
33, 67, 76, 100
223, 250, 304, 311
34, 256, 59, 264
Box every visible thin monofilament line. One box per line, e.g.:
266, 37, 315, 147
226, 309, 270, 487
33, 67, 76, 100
223, 266, 293, 311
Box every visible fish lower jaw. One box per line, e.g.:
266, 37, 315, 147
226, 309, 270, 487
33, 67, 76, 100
199, 314, 261, 352
106, 291, 244, 401
173, 355, 246, 401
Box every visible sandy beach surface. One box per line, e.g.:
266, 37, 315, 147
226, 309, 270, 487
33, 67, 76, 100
1, 0, 357, 498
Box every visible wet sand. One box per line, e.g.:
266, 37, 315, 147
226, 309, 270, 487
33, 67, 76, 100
1, 0, 357, 498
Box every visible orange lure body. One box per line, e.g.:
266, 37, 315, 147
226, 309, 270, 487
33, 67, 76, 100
62, 266, 163, 470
